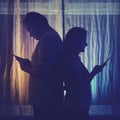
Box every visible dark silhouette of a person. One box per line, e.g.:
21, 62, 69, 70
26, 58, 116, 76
15, 12, 64, 120
62, 27, 109, 120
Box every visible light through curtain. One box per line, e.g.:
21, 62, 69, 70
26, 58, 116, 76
10, 0, 63, 104
64, 0, 120, 105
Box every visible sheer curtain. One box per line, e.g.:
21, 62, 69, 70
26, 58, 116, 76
64, 0, 120, 106
0, 0, 120, 115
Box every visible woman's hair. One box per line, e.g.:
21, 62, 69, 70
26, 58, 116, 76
23, 12, 49, 28
64, 27, 87, 52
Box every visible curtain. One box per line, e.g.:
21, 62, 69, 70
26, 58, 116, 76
64, 0, 120, 106
0, 0, 120, 114
0, 0, 14, 105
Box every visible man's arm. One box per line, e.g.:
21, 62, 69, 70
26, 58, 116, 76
15, 35, 59, 78
13, 55, 42, 76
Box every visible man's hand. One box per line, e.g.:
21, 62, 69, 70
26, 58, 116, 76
14, 55, 31, 71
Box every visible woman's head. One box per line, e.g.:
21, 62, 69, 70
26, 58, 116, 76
64, 27, 87, 54
23, 12, 49, 39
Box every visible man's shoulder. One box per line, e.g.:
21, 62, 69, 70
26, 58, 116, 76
40, 30, 60, 41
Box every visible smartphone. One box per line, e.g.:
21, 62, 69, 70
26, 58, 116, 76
13, 54, 23, 61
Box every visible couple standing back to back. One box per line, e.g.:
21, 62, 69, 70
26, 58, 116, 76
16, 12, 108, 120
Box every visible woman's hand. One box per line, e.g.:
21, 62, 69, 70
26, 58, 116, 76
89, 58, 110, 81
93, 58, 110, 75
92, 64, 105, 74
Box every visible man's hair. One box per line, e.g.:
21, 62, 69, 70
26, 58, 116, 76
23, 12, 49, 28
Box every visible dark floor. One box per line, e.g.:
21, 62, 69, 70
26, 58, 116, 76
0, 105, 120, 120
90, 116, 120, 120
0, 115, 120, 120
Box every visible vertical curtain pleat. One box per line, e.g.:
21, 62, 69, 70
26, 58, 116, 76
0, 1, 14, 105
64, 1, 120, 105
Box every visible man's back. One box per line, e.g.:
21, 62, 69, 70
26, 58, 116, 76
29, 29, 64, 107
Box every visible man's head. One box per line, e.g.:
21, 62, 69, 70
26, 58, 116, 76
23, 12, 49, 39
64, 27, 87, 54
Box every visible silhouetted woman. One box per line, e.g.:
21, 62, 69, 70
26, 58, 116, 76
62, 27, 109, 120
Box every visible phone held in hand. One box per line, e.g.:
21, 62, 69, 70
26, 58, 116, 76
13, 54, 23, 61
13, 54, 31, 66
102, 58, 110, 66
